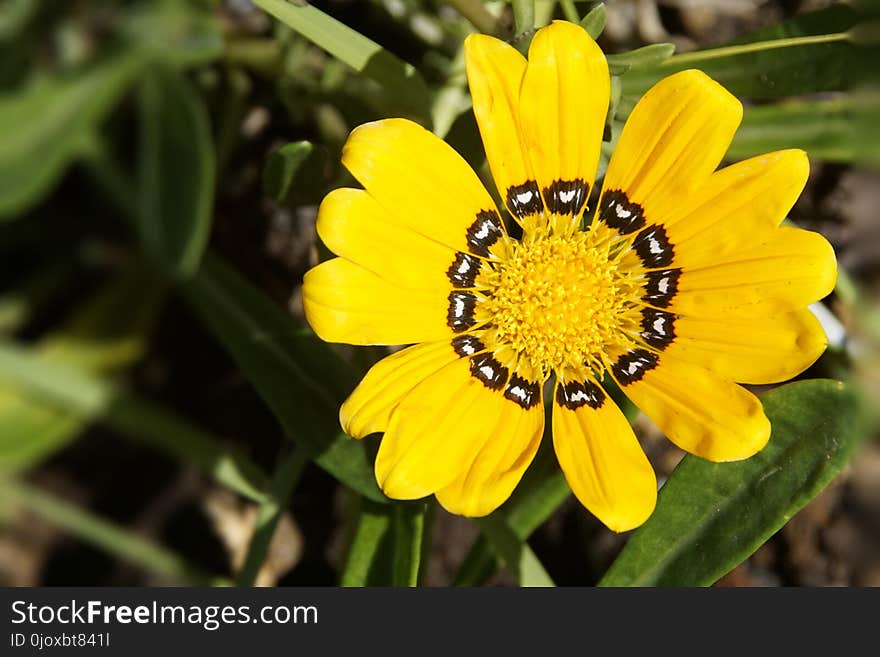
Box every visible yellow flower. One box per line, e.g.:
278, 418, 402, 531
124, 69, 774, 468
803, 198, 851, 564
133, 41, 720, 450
302, 21, 837, 531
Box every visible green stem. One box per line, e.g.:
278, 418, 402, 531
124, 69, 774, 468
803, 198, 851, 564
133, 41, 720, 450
445, 0, 506, 35
666, 32, 849, 66
392, 503, 426, 587
0, 477, 228, 585
236, 445, 311, 586
559, 0, 579, 22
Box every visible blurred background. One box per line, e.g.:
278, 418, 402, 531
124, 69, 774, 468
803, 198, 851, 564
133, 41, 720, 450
0, 0, 877, 586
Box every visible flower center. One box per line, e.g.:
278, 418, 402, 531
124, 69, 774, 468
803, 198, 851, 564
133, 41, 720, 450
478, 223, 644, 380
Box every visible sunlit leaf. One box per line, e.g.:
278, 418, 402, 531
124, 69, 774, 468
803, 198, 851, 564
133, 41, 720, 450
599, 379, 861, 587
262, 141, 327, 205
251, 0, 431, 120
580, 3, 607, 40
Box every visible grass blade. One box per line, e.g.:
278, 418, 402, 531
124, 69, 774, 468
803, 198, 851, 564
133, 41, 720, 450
0, 477, 229, 585
251, 0, 431, 119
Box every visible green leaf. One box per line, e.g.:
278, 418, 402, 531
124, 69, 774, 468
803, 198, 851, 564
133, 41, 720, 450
728, 94, 880, 165
580, 3, 607, 40
621, 5, 861, 99
137, 65, 215, 279
251, 0, 431, 120
0, 268, 164, 470
262, 141, 327, 205
182, 252, 386, 503
236, 446, 311, 585
477, 515, 555, 587
0, 477, 229, 585
0, 341, 270, 503
0, 54, 140, 219
599, 379, 860, 587
606, 43, 675, 76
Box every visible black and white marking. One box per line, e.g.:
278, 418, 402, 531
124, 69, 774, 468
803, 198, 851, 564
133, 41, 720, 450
466, 210, 504, 257
599, 190, 646, 235
504, 373, 541, 409
641, 268, 681, 308
555, 379, 606, 410
469, 353, 509, 391
640, 308, 676, 351
633, 224, 675, 269
446, 252, 482, 288
612, 349, 659, 386
452, 334, 485, 358
446, 291, 478, 332
506, 180, 544, 219
543, 179, 588, 217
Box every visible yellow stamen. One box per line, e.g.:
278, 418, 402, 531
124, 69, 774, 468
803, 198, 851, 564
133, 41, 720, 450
477, 221, 644, 380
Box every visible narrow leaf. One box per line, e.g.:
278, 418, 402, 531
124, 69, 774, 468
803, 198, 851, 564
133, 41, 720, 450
0, 477, 229, 585
251, 0, 431, 120
606, 43, 675, 75
599, 379, 860, 587
580, 3, 607, 39
237, 446, 310, 585
262, 141, 326, 205
0, 268, 164, 470
621, 5, 861, 98
138, 65, 215, 278
0, 54, 140, 219
729, 94, 879, 165
477, 515, 555, 587
182, 253, 386, 503
0, 342, 270, 503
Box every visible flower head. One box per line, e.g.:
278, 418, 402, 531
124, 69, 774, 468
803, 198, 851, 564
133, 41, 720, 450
302, 21, 836, 531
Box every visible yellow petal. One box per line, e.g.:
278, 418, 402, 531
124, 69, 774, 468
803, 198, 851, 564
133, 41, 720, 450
612, 354, 770, 462
551, 377, 657, 532
302, 257, 450, 345
464, 34, 532, 217
664, 150, 810, 269
670, 226, 837, 319
342, 118, 505, 257
518, 21, 609, 225
435, 389, 543, 517
340, 341, 460, 439
665, 308, 827, 385
376, 348, 541, 500
600, 70, 742, 227
317, 188, 458, 291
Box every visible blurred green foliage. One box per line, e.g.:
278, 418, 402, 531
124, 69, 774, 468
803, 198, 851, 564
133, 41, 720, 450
0, 0, 875, 587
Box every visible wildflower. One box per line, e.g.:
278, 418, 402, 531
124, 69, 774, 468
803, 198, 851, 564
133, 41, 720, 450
302, 21, 836, 531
